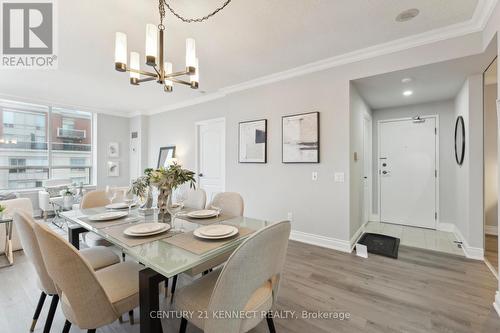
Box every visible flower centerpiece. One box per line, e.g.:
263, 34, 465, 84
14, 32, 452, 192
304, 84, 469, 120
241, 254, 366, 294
132, 163, 195, 221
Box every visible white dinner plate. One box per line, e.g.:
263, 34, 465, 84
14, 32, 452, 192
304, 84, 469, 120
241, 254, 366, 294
194, 227, 238, 240
88, 211, 128, 221
197, 225, 237, 237
105, 202, 137, 209
186, 209, 218, 219
124, 224, 170, 237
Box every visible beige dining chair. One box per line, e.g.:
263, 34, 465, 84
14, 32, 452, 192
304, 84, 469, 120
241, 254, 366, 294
209, 192, 244, 217
14, 211, 121, 333
174, 220, 291, 333
80, 190, 113, 248
33, 221, 143, 333
169, 191, 244, 301
183, 188, 207, 209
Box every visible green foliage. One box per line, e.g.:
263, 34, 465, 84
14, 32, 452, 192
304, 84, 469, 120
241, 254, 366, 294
0, 205, 5, 213
132, 163, 196, 196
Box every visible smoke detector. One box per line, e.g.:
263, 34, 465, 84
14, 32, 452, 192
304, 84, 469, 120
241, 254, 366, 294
396, 9, 420, 22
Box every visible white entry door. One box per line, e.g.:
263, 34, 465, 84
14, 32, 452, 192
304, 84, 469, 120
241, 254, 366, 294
196, 118, 226, 204
379, 117, 437, 229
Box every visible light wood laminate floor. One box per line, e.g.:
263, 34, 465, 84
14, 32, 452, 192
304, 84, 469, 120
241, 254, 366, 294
1, 237, 500, 332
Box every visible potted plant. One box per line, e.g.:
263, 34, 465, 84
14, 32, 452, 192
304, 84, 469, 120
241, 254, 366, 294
62, 187, 74, 210
135, 163, 195, 221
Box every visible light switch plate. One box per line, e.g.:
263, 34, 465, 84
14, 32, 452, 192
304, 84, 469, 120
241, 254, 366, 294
334, 172, 345, 182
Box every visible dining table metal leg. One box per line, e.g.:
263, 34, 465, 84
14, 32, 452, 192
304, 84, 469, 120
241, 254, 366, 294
67, 224, 86, 250
139, 268, 165, 333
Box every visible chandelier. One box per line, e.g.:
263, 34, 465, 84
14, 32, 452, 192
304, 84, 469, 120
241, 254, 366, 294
114, 0, 232, 92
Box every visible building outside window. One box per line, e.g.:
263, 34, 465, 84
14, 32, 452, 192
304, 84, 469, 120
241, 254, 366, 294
0, 99, 94, 190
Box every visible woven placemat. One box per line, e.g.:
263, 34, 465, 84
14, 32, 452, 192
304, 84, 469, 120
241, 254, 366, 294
162, 226, 254, 255
78, 215, 141, 229
103, 222, 177, 247
176, 212, 234, 226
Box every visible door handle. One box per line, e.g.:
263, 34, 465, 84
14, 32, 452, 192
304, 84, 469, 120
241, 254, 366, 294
382, 171, 388, 175
198, 173, 203, 177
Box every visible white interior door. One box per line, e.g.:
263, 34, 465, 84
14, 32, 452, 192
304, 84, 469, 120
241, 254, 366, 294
196, 118, 226, 204
363, 116, 372, 224
379, 117, 437, 229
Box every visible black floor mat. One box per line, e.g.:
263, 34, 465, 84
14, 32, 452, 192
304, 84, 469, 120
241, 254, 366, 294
357, 233, 400, 259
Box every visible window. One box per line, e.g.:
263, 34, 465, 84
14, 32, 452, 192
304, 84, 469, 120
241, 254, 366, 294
0, 99, 94, 190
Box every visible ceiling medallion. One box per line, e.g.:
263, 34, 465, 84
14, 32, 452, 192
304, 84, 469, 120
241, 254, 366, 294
114, 0, 232, 92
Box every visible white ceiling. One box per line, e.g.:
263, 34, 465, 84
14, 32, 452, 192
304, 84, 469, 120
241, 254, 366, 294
0, 0, 486, 115
353, 41, 497, 110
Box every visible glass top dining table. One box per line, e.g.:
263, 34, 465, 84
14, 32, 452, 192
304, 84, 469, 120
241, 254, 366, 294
60, 207, 273, 333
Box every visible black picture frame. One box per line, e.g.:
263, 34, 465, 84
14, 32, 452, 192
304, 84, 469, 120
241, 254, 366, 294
238, 119, 267, 163
454, 116, 465, 166
157, 146, 176, 168
282, 111, 320, 163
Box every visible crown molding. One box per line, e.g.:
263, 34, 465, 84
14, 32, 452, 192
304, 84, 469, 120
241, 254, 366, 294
142, 0, 498, 116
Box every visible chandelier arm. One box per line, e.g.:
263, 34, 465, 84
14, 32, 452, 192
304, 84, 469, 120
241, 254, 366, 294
169, 77, 192, 86
166, 69, 191, 78
163, 0, 232, 23
137, 77, 158, 83
128, 68, 158, 78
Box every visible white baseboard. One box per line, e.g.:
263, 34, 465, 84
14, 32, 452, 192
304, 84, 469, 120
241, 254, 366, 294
494, 291, 500, 317
453, 226, 484, 260
436, 222, 455, 233
349, 221, 369, 251
485, 225, 498, 236
290, 230, 351, 253
369, 214, 379, 222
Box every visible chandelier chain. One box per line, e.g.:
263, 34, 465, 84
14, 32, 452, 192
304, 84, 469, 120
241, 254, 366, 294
158, 0, 166, 30
163, 0, 232, 23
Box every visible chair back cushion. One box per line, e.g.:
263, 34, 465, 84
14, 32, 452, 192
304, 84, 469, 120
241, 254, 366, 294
0, 197, 33, 252
33, 222, 117, 329
210, 192, 244, 217
184, 188, 206, 210
205, 220, 291, 333
80, 190, 109, 209
14, 211, 57, 295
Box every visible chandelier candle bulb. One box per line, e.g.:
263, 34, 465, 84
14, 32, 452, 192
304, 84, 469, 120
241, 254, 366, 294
114, 32, 127, 71
186, 38, 196, 73
145, 24, 158, 66
130, 52, 140, 85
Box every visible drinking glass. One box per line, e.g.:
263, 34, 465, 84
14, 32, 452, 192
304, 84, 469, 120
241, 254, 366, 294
176, 188, 188, 232
167, 192, 183, 231
123, 189, 136, 214
105, 186, 116, 205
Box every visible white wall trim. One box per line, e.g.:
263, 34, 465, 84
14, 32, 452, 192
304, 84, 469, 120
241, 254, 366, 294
453, 225, 484, 260
485, 225, 498, 235
494, 291, 500, 317
142, 0, 498, 116
369, 214, 380, 222
350, 220, 369, 251
290, 230, 351, 253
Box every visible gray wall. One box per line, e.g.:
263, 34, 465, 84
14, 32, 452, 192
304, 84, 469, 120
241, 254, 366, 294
371, 100, 457, 225
484, 83, 498, 227
96, 114, 130, 188
145, 32, 483, 243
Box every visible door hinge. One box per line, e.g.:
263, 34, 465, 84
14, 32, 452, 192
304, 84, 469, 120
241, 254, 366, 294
435, 127, 437, 135
435, 170, 437, 178
435, 212, 437, 220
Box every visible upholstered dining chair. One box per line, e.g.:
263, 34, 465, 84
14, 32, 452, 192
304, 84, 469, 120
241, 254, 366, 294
209, 192, 244, 217
169, 190, 243, 301
183, 188, 207, 210
14, 211, 121, 333
174, 220, 291, 333
80, 190, 112, 248
33, 221, 143, 333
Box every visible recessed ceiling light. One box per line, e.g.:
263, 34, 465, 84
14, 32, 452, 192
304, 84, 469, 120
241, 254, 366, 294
401, 77, 413, 83
396, 8, 420, 22
403, 90, 413, 96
